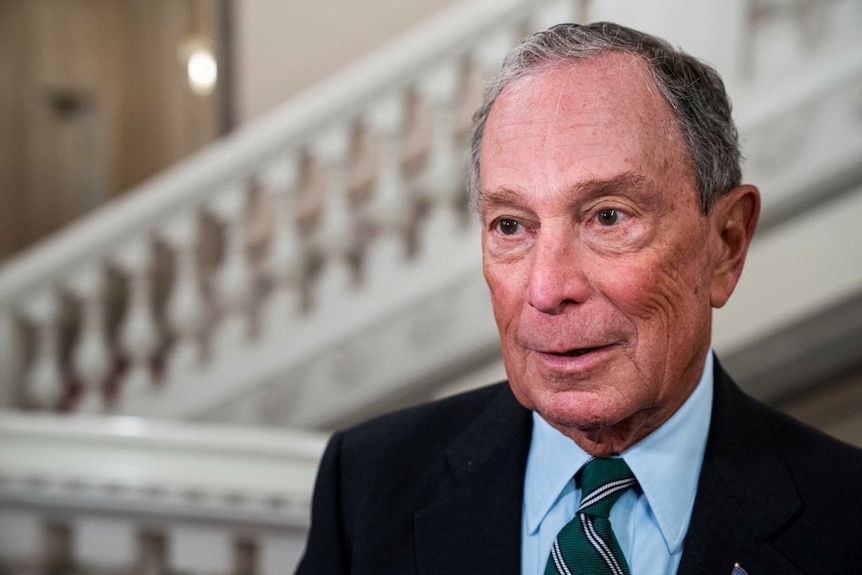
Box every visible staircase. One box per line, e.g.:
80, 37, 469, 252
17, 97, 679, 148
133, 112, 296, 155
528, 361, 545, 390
0, 0, 582, 427
1, 0, 862, 572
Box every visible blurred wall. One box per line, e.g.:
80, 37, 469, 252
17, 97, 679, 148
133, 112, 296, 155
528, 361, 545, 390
234, 0, 460, 123
0, 0, 221, 261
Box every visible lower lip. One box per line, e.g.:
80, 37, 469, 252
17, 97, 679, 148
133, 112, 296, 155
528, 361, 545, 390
532, 345, 617, 373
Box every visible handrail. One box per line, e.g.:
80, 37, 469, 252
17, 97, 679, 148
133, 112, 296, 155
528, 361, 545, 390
0, 410, 328, 523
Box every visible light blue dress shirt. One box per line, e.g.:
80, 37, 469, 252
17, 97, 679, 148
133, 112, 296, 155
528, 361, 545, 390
522, 351, 714, 574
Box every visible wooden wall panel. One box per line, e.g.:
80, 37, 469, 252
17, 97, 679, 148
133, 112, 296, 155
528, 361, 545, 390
0, 0, 222, 261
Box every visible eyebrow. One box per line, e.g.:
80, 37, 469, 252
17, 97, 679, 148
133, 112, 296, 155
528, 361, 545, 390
478, 171, 653, 210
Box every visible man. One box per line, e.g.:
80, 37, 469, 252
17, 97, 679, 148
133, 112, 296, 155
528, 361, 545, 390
297, 22, 862, 574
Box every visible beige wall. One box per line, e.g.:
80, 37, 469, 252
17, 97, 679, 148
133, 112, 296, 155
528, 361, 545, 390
0, 0, 220, 261
234, 0, 460, 123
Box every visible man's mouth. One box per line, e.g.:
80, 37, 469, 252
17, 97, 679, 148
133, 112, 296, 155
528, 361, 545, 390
556, 347, 601, 357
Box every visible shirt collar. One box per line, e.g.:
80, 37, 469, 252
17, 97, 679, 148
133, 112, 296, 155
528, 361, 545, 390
523, 351, 714, 553
523, 409, 590, 536
622, 351, 713, 552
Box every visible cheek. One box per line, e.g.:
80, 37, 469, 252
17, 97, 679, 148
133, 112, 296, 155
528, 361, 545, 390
484, 263, 526, 326
605, 243, 711, 333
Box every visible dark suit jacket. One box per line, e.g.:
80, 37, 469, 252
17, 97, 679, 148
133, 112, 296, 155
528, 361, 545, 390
296, 362, 862, 574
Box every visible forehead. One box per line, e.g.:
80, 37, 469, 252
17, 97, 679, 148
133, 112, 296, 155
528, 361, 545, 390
480, 52, 693, 198
490, 52, 676, 138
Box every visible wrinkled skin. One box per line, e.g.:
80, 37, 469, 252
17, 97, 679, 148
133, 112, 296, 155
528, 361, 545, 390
479, 53, 760, 456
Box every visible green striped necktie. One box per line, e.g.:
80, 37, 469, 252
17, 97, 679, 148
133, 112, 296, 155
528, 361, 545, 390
545, 458, 637, 575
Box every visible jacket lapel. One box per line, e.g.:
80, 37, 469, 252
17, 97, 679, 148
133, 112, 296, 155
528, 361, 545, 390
414, 383, 532, 575
678, 363, 804, 575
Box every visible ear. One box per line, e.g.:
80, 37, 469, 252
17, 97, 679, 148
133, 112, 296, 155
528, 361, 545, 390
709, 184, 761, 308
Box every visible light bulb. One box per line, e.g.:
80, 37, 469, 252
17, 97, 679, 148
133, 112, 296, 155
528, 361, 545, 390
188, 49, 217, 95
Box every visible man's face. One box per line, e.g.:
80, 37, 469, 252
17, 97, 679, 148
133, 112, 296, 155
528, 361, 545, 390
479, 54, 726, 453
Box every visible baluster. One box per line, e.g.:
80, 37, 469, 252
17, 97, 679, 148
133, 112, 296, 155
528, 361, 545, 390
364, 92, 411, 287
160, 213, 204, 380
208, 182, 252, 355
259, 152, 304, 335
74, 516, 136, 571
529, 0, 579, 30
22, 292, 63, 409
0, 509, 41, 560
114, 241, 159, 398
311, 123, 356, 314
417, 61, 469, 260
169, 525, 232, 575
68, 267, 111, 413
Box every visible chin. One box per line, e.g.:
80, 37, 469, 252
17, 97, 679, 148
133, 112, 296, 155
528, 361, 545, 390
532, 388, 635, 432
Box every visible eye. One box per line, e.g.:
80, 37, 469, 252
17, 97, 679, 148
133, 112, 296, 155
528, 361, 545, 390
495, 218, 522, 235
596, 208, 619, 226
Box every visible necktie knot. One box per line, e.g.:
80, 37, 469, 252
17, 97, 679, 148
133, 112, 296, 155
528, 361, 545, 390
577, 458, 636, 519
545, 458, 637, 575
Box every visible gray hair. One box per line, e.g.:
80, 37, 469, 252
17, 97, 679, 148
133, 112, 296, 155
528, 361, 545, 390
468, 22, 741, 214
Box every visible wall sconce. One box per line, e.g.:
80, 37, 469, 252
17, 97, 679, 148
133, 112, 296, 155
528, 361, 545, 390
179, 38, 218, 96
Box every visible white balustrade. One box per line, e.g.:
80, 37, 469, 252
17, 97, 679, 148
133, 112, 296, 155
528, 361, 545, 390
114, 241, 159, 399
0, 411, 326, 573
417, 60, 474, 263
208, 183, 254, 356
258, 152, 304, 333
364, 92, 411, 287
161, 213, 206, 380
311, 124, 356, 314
21, 292, 64, 410
68, 267, 111, 413
0, 516, 310, 575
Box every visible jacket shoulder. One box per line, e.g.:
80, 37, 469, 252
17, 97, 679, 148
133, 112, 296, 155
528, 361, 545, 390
760, 397, 862, 493
339, 382, 511, 461
710, 367, 862, 571
296, 382, 524, 574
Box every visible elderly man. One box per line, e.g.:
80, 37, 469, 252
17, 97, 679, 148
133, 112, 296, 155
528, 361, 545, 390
297, 22, 862, 575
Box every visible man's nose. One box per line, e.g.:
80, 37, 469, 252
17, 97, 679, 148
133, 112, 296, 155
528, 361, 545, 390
526, 231, 590, 315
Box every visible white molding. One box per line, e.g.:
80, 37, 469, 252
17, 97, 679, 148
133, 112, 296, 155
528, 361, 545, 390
0, 411, 328, 527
